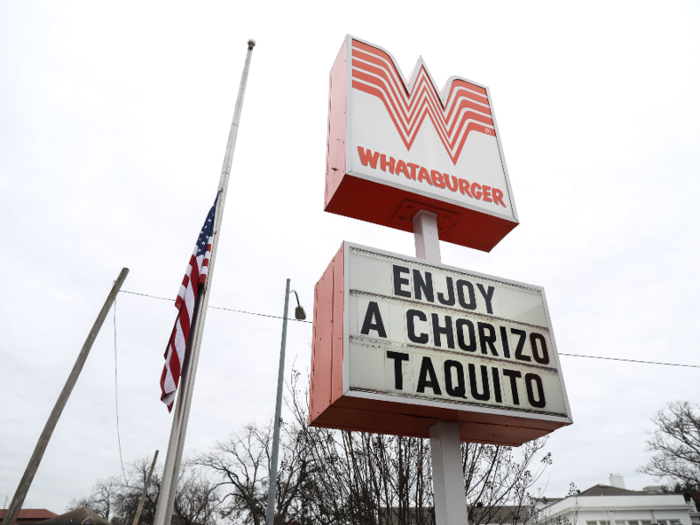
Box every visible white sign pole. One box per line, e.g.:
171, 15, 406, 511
430, 422, 469, 525
412, 211, 469, 525
412, 210, 441, 262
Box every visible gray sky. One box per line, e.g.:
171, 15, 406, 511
1, 0, 699, 513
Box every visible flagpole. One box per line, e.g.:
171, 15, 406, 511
154, 39, 256, 525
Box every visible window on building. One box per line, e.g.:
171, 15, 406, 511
642, 520, 652, 525
628, 521, 640, 525
669, 520, 681, 525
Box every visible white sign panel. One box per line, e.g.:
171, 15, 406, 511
344, 243, 571, 422
345, 36, 517, 223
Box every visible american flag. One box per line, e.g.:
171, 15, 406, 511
160, 199, 217, 411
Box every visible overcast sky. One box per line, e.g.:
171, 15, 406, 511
1, 0, 699, 513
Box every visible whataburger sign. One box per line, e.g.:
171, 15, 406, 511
309, 243, 572, 447
325, 36, 519, 252
312, 36, 572, 446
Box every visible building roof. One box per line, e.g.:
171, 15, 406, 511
39, 508, 109, 525
578, 484, 640, 496
0, 510, 58, 522
469, 505, 531, 524
379, 505, 531, 525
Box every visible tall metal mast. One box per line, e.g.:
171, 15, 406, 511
153, 39, 256, 525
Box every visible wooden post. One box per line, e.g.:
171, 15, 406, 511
132, 450, 159, 525
3, 268, 129, 525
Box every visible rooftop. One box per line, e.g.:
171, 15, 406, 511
0, 510, 58, 523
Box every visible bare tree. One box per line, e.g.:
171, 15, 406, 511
639, 401, 700, 485
68, 476, 120, 520
173, 467, 224, 525
528, 483, 580, 525
461, 441, 550, 525
662, 481, 700, 511
68, 456, 223, 525
296, 427, 435, 525
195, 369, 553, 525
639, 401, 700, 509
192, 421, 311, 525
192, 425, 270, 525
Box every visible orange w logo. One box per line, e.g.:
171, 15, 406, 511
351, 39, 496, 166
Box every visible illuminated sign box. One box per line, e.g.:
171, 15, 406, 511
325, 36, 519, 252
309, 242, 572, 446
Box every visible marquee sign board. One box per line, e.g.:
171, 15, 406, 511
325, 36, 519, 252
309, 242, 572, 446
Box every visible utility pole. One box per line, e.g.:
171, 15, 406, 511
3, 268, 130, 525
131, 450, 159, 525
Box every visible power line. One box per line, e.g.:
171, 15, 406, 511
119, 289, 312, 323
119, 290, 698, 369
558, 353, 700, 369
113, 296, 127, 483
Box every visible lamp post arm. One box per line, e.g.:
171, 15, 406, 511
291, 290, 301, 309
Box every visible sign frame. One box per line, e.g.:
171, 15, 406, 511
309, 241, 573, 447
325, 35, 520, 253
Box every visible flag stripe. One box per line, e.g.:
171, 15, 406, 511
160, 199, 217, 412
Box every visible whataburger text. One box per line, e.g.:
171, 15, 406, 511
356, 146, 508, 209
347, 247, 568, 418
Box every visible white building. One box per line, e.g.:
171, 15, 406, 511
535, 475, 699, 525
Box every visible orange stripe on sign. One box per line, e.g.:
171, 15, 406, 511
350, 41, 496, 165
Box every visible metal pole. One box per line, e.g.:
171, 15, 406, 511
131, 450, 159, 525
265, 279, 291, 525
154, 39, 256, 525
412, 211, 468, 525
413, 210, 442, 262
429, 422, 468, 525
3, 268, 130, 525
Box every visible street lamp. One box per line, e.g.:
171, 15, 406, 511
266, 279, 306, 525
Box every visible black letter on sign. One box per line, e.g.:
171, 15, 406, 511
413, 270, 434, 302
437, 276, 456, 306
456, 280, 477, 310
417, 357, 442, 395
468, 363, 490, 401
406, 309, 429, 344
478, 322, 499, 356
525, 373, 546, 408
386, 351, 409, 390
530, 333, 550, 365
492, 367, 503, 403
456, 319, 476, 352
502, 369, 522, 405
432, 314, 454, 349
444, 360, 466, 398
393, 265, 411, 298
360, 301, 387, 338
477, 283, 495, 314
512, 329, 530, 362
499, 326, 511, 358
